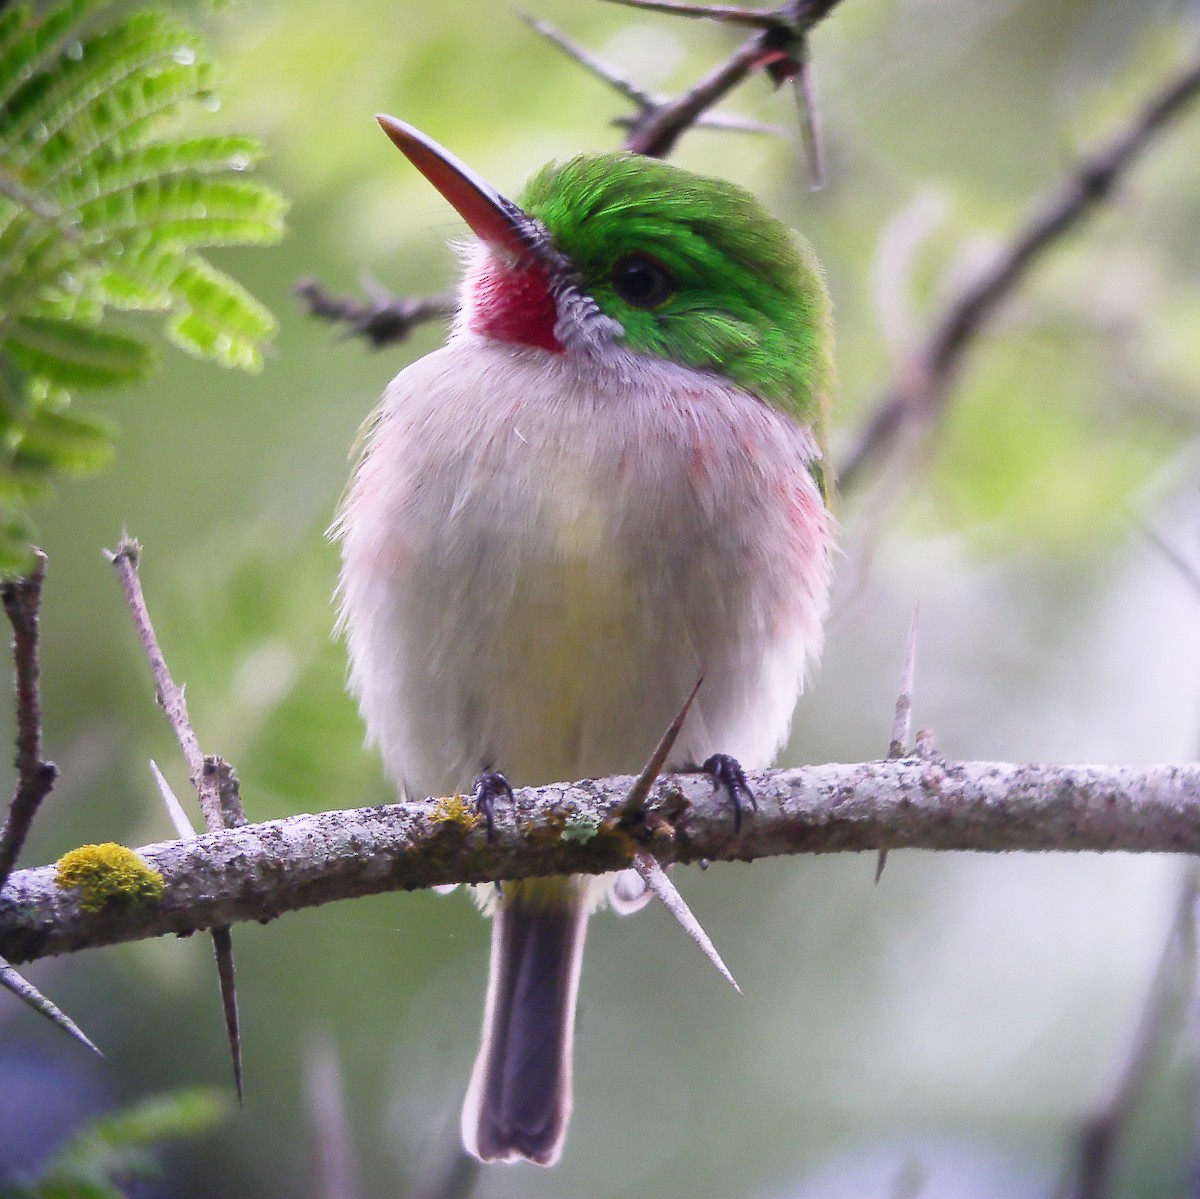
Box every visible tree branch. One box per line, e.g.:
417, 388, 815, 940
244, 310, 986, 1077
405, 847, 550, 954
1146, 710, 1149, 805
0, 550, 58, 890
839, 47, 1200, 491
2, 757, 1198, 965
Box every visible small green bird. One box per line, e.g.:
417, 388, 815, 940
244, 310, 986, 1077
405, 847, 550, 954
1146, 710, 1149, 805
336, 117, 835, 1166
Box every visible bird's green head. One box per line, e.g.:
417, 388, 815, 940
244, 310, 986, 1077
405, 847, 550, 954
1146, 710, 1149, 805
520, 153, 831, 431
375, 117, 832, 445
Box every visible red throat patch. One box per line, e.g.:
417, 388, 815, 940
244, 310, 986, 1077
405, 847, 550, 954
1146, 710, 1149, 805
466, 255, 564, 353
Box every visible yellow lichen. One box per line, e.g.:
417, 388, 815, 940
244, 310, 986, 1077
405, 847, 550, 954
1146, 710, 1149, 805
431, 793, 483, 830
55, 843, 165, 913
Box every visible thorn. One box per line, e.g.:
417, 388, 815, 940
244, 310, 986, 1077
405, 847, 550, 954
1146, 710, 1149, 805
150, 759, 197, 840
0, 956, 103, 1057
601, 0, 781, 28
520, 11, 653, 108
211, 925, 243, 1105
618, 677, 704, 822
888, 603, 921, 758
632, 852, 741, 993
793, 50, 826, 189
613, 110, 788, 137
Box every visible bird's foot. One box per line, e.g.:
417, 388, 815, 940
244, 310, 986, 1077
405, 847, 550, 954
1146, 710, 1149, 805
471, 771, 514, 841
696, 753, 756, 834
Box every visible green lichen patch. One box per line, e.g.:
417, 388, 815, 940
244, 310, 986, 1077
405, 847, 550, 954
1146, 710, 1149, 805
55, 843, 165, 913
560, 811, 604, 843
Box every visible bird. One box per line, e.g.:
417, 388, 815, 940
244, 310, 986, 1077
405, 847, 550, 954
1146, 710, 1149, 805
335, 115, 835, 1168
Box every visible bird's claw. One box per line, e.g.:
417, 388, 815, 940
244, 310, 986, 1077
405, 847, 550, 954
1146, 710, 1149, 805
699, 752, 756, 833
471, 771, 514, 841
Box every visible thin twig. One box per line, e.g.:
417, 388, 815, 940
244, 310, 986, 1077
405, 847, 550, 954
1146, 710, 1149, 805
523, 13, 785, 137
0, 550, 58, 890
1055, 862, 1200, 1199
612, 0, 845, 158
107, 539, 221, 832
294, 278, 454, 350
5, 758, 1200, 965
108, 537, 243, 1099
840, 49, 1200, 492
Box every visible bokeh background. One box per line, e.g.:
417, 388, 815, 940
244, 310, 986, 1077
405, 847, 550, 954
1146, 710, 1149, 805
5, 0, 1200, 1195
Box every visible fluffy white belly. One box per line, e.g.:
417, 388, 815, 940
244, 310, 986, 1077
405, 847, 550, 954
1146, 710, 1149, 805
337, 335, 832, 798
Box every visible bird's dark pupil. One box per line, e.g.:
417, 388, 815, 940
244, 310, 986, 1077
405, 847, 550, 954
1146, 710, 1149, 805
613, 255, 672, 308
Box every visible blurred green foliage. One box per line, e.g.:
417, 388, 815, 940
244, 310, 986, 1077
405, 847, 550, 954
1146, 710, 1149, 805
0, 0, 285, 571
0, 1087, 227, 1198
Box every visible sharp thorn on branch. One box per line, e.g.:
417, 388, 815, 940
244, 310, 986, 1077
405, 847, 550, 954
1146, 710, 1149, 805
793, 50, 826, 189
0, 956, 103, 1057
212, 924, 244, 1105
888, 603, 921, 758
632, 852, 741, 992
874, 846, 889, 884
612, 110, 788, 136
520, 11, 653, 107
150, 759, 197, 840
618, 676, 704, 822
601, 0, 783, 29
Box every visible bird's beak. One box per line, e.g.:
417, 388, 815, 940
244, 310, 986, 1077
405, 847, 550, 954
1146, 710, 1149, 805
376, 115, 538, 260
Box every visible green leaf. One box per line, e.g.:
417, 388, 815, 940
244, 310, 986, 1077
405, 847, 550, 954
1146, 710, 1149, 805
6, 316, 153, 386
3, 14, 203, 162
11, 406, 118, 474
0, 0, 287, 565
0, 0, 97, 116
76, 174, 287, 248
51, 135, 265, 205
165, 255, 277, 370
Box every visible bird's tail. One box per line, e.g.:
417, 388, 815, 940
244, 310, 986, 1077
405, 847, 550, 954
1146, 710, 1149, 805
462, 876, 590, 1166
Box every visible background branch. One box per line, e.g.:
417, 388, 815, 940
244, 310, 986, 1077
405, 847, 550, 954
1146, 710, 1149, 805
0, 550, 57, 890
839, 47, 1200, 491
3, 757, 1198, 965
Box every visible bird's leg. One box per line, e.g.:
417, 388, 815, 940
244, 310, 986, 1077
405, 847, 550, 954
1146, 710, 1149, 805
695, 753, 757, 834
471, 771, 515, 841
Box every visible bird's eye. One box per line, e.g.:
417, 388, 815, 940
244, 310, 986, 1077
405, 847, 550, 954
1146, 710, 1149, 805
611, 254, 675, 309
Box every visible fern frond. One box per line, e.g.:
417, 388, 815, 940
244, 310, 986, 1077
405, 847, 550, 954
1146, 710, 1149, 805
0, 0, 95, 115
75, 175, 288, 249
2, 13, 202, 158
7, 316, 153, 387
0, 0, 287, 568
51, 134, 265, 203
166, 255, 277, 370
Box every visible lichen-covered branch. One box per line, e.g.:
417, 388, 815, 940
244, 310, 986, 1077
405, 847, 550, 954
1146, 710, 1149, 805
2, 757, 1198, 966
